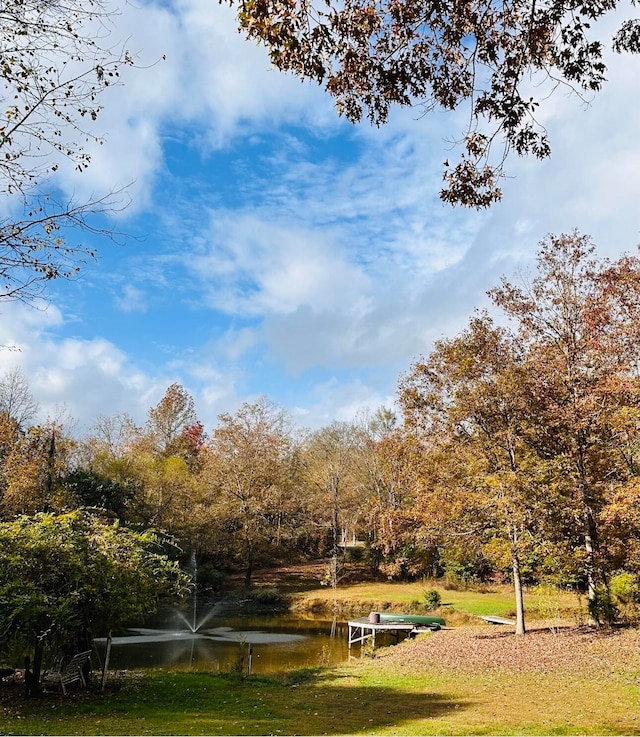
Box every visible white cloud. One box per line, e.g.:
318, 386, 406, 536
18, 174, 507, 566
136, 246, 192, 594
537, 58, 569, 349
0, 302, 160, 431
115, 284, 148, 313
166, 112, 486, 376
290, 377, 397, 430
188, 211, 370, 316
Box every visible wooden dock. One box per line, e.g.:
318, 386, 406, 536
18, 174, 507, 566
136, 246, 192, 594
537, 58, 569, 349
347, 617, 429, 652
479, 615, 516, 626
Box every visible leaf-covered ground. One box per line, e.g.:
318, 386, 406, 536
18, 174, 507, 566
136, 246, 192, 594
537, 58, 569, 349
377, 623, 640, 678
348, 623, 639, 735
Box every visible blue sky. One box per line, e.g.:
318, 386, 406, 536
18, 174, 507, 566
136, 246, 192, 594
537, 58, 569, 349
1, 0, 640, 436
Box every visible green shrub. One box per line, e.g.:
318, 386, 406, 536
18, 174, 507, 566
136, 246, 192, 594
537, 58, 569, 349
588, 585, 618, 625
423, 588, 442, 611
344, 545, 366, 563
610, 571, 640, 605
195, 562, 228, 592
609, 571, 640, 623
243, 587, 290, 613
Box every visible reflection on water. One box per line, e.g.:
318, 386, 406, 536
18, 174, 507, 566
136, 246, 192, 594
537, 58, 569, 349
95, 614, 349, 673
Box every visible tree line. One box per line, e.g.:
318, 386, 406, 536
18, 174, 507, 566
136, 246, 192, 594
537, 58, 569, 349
2, 232, 640, 642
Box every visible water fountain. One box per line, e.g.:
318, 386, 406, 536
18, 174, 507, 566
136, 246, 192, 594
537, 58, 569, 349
93, 551, 338, 673
172, 552, 223, 634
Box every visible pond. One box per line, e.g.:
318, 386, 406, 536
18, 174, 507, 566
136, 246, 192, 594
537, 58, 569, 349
94, 608, 351, 674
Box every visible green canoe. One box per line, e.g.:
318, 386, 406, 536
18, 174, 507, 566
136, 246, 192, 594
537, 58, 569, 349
377, 612, 446, 626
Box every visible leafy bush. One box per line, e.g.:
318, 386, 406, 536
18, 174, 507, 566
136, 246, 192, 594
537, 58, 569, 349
243, 587, 290, 613
0, 511, 189, 681
195, 562, 228, 592
588, 585, 618, 625
344, 545, 366, 563
423, 589, 442, 611
610, 571, 640, 605
609, 571, 640, 623
440, 551, 494, 588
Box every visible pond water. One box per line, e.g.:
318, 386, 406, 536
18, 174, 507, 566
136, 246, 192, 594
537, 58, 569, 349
94, 610, 351, 674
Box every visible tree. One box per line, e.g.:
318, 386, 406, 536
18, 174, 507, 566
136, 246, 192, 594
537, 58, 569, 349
76, 412, 145, 523
116, 386, 205, 534
489, 233, 640, 622
0, 421, 75, 519
301, 421, 367, 595
400, 314, 547, 634
349, 409, 432, 579
0, 0, 132, 302
0, 367, 38, 428
396, 234, 640, 625
0, 510, 189, 692
201, 398, 298, 585
135, 453, 200, 535
147, 384, 200, 457
62, 467, 135, 520
229, 0, 639, 207
0, 193, 127, 303
87, 413, 139, 458
601, 482, 640, 572
78, 403, 205, 537
362, 428, 434, 579
0, 0, 130, 194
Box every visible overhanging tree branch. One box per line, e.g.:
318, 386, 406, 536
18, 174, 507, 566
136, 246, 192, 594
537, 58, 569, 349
0, 188, 129, 304
229, 0, 638, 207
0, 0, 134, 303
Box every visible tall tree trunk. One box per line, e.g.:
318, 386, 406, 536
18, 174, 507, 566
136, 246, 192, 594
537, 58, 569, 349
576, 438, 603, 625
580, 477, 600, 625
31, 640, 44, 697
583, 504, 599, 625
330, 477, 340, 613
509, 524, 526, 635
512, 548, 526, 636
243, 514, 254, 587
244, 546, 254, 588
44, 430, 55, 508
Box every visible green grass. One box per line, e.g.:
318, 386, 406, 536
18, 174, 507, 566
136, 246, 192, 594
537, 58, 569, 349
4, 659, 638, 736
294, 579, 583, 622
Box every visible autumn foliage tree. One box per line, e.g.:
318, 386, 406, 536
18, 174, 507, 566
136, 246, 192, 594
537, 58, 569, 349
146, 383, 202, 459
99, 385, 204, 533
400, 315, 547, 634
200, 398, 300, 585
350, 409, 434, 579
301, 421, 369, 593
0, 421, 76, 520
489, 233, 640, 621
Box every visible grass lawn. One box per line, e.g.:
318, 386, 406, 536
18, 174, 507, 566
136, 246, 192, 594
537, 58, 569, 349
4, 625, 638, 735
292, 577, 583, 623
